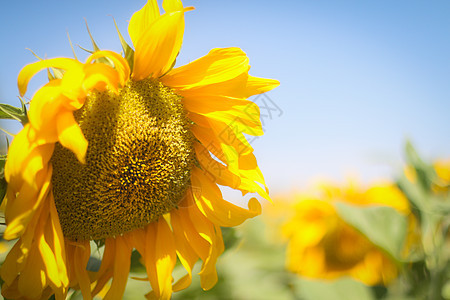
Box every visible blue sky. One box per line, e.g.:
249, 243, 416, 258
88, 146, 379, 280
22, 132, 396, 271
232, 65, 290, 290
1, 0, 449, 195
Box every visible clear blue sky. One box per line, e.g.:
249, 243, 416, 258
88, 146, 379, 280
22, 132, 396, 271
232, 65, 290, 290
1, 0, 449, 195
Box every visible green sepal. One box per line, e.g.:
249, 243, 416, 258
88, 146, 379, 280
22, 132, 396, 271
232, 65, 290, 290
0, 98, 28, 125
67, 31, 78, 60
113, 17, 135, 72
0, 154, 7, 207
83, 20, 114, 67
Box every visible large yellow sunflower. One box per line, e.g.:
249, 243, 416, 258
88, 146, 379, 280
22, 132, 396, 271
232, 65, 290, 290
1, 0, 279, 299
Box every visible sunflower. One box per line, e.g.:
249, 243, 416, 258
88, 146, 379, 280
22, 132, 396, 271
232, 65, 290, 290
278, 182, 411, 286
0, 0, 279, 299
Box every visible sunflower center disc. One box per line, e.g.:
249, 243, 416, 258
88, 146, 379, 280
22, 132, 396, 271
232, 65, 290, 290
51, 79, 194, 241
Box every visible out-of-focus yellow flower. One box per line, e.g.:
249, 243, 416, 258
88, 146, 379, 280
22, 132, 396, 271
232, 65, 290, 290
433, 159, 450, 194
278, 182, 411, 286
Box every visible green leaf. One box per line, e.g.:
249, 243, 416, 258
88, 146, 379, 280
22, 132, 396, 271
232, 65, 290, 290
397, 173, 428, 213
0, 178, 6, 207
0, 150, 7, 206
297, 277, 376, 300
405, 141, 436, 192
0, 103, 28, 125
335, 202, 408, 261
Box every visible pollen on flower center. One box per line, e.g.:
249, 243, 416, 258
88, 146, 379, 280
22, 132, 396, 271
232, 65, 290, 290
51, 78, 194, 241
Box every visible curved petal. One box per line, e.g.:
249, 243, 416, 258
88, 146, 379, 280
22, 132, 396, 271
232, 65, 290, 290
18, 58, 81, 96
245, 75, 280, 97
145, 217, 177, 300
104, 235, 131, 300
194, 142, 241, 189
191, 167, 262, 227
85, 50, 131, 85
17, 246, 45, 299
92, 238, 115, 296
1, 242, 23, 286
56, 109, 88, 164
128, 0, 161, 46
72, 241, 92, 300
181, 191, 223, 290
82, 63, 121, 94
4, 164, 52, 240
162, 47, 249, 90
132, 10, 186, 80
162, 0, 184, 12
170, 209, 198, 292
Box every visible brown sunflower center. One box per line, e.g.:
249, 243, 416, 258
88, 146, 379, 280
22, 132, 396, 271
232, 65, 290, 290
51, 78, 194, 241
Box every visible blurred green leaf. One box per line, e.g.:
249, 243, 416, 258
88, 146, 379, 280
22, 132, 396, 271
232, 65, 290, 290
405, 141, 436, 192
0, 155, 7, 206
335, 202, 407, 261
130, 250, 146, 274
397, 172, 428, 213
297, 278, 375, 300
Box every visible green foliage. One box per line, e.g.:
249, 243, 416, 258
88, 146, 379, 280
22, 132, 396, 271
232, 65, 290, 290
113, 18, 135, 72
335, 202, 407, 261
0, 155, 7, 206
395, 141, 450, 300
0, 99, 28, 125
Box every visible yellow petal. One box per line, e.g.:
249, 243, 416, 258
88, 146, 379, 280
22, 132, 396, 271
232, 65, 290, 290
141, 223, 159, 295
162, 0, 184, 12
28, 80, 64, 134
245, 75, 280, 97
156, 218, 177, 299
181, 192, 222, 290
85, 50, 130, 85
145, 217, 176, 300
162, 47, 249, 90
18, 58, 81, 96
82, 64, 120, 94
56, 109, 88, 164
73, 241, 92, 300
191, 167, 262, 227
46, 196, 68, 287
128, 0, 161, 46
133, 10, 186, 80
1, 242, 23, 285
104, 236, 131, 300
170, 209, 198, 292
194, 142, 241, 189
4, 163, 53, 240
92, 238, 116, 296
17, 247, 46, 299
39, 226, 62, 289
